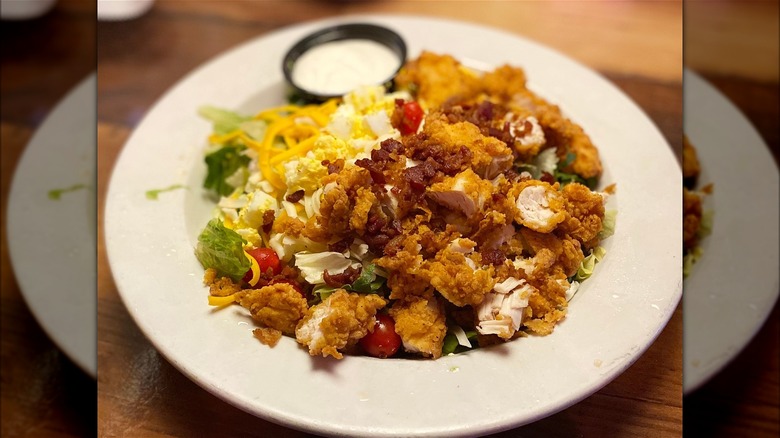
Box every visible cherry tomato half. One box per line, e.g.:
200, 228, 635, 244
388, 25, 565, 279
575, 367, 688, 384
360, 314, 402, 358
399, 101, 424, 136
247, 247, 282, 276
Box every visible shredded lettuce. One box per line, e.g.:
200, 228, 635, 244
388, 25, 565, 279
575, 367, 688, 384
442, 327, 478, 355
295, 252, 354, 284
573, 246, 607, 282
308, 263, 385, 304
198, 106, 251, 135
698, 210, 714, 239
195, 218, 250, 281
683, 246, 704, 278
533, 148, 559, 175
598, 209, 617, 240
204, 145, 250, 197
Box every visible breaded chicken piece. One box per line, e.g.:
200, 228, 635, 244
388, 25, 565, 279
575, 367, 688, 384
389, 295, 447, 358
510, 180, 567, 233
480, 64, 529, 102
427, 168, 494, 218
558, 182, 606, 246
682, 135, 700, 188
423, 116, 512, 179
350, 186, 377, 235
203, 268, 242, 297
295, 290, 386, 359
417, 245, 495, 307
476, 278, 534, 340
316, 182, 351, 238
236, 283, 309, 335
509, 91, 602, 179
518, 228, 584, 278
395, 51, 481, 108
503, 114, 547, 162
683, 188, 702, 251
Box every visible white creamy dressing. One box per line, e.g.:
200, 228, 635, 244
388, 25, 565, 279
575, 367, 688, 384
292, 39, 400, 95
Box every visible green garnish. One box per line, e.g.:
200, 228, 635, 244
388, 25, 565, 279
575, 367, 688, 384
203, 145, 251, 197
145, 184, 186, 200
198, 106, 251, 136
48, 184, 86, 200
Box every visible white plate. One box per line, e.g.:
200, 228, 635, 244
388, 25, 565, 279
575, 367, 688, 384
6, 74, 97, 378
682, 70, 779, 394
105, 16, 681, 436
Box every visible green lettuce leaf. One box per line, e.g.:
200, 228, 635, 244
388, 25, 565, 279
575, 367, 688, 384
203, 145, 250, 196
573, 246, 607, 282
195, 218, 250, 281
598, 209, 617, 240
683, 246, 704, 278
198, 106, 251, 135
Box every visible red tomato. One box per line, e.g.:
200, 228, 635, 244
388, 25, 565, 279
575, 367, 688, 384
360, 314, 401, 358
399, 101, 424, 135
247, 247, 282, 276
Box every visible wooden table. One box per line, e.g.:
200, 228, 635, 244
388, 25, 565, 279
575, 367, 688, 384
3, 0, 772, 436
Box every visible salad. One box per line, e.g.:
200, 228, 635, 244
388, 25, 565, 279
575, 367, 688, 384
195, 52, 615, 359
682, 135, 713, 277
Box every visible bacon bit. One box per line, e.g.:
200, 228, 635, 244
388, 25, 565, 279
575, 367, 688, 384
261, 210, 275, 234
355, 158, 387, 184
322, 159, 344, 174
380, 138, 403, 154
403, 159, 437, 191
323, 265, 362, 288
481, 249, 506, 266
328, 236, 354, 253
285, 190, 305, 203
540, 172, 556, 184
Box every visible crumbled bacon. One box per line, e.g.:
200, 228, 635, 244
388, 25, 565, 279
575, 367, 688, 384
403, 159, 438, 191
328, 236, 354, 254
261, 210, 275, 233
322, 159, 344, 174
323, 265, 362, 287
285, 190, 304, 203
481, 249, 507, 266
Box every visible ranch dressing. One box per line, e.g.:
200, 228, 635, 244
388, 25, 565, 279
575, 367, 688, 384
292, 39, 400, 95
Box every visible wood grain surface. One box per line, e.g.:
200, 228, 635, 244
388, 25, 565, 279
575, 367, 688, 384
0, 0, 776, 437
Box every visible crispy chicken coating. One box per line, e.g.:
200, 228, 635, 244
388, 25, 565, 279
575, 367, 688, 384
350, 186, 377, 235
395, 51, 481, 108
417, 245, 494, 307
558, 182, 606, 245
519, 228, 584, 278
423, 116, 512, 179
427, 168, 494, 218
683, 188, 702, 251
317, 182, 351, 238
203, 268, 242, 297
510, 180, 567, 233
236, 283, 309, 335
253, 328, 283, 347
295, 290, 386, 359
389, 295, 447, 358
